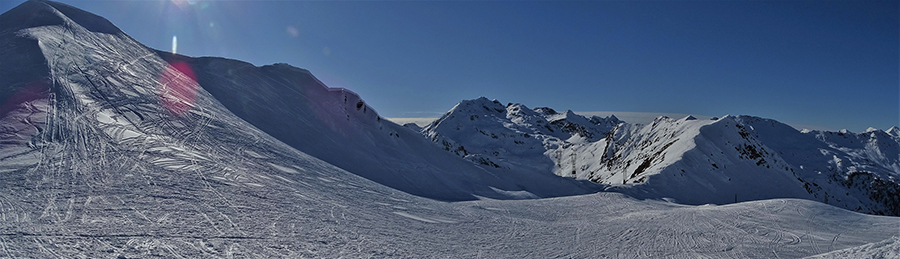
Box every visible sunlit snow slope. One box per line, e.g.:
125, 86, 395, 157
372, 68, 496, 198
424, 98, 900, 215
149, 54, 600, 201
0, 1, 897, 257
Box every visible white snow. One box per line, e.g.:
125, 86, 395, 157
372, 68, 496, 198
805, 236, 900, 259
424, 96, 900, 215
887, 126, 900, 138
0, 1, 897, 257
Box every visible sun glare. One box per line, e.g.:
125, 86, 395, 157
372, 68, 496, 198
172, 35, 177, 54
170, 0, 197, 9
158, 61, 198, 116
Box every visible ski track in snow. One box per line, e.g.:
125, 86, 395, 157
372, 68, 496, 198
0, 1, 897, 258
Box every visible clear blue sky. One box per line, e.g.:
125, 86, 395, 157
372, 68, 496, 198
2, 0, 897, 132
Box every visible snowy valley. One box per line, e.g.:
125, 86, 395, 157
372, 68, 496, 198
0, 1, 897, 258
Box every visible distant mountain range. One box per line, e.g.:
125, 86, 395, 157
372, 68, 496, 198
420, 97, 900, 215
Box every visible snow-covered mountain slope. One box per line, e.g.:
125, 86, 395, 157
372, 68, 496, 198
1, 1, 898, 257
1, 0, 599, 202
887, 126, 900, 138
151, 54, 600, 201
423, 97, 621, 174
424, 98, 900, 215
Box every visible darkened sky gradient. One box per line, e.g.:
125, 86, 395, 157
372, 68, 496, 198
2, 0, 897, 132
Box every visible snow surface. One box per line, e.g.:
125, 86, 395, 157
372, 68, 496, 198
804, 236, 900, 259
0, 1, 898, 257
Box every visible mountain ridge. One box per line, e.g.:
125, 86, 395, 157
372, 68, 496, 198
423, 97, 900, 215
152, 53, 602, 201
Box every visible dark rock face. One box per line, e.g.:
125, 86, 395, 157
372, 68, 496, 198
842, 171, 900, 216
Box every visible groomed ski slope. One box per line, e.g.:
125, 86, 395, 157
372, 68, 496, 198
2, 156, 898, 258
805, 236, 899, 259
0, 1, 897, 258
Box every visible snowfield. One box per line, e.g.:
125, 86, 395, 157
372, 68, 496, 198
0, 1, 897, 258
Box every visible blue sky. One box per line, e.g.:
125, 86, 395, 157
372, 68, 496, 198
2, 0, 897, 132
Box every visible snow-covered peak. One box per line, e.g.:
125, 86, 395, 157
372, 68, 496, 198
589, 114, 622, 129
457, 96, 505, 113
1, 0, 123, 35
422, 97, 625, 174
532, 106, 557, 116
886, 126, 900, 138
655, 115, 672, 121
545, 110, 591, 125
591, 114, 620, 123
546, 109, 578, 122
505, 102, 541, 120
424, 100, 900, 215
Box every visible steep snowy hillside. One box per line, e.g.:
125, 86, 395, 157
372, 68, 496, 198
1, 1, 898, 257
424, 98, 900, 215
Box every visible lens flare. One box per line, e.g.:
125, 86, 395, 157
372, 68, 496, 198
0, 80, 49, 119
170, 0, 197, 9
158, 61, 198, 116
172, 35, 177, 54
286, 26, 299, 38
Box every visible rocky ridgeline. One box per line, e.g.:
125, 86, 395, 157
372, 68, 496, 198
422, 97, 900, 216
